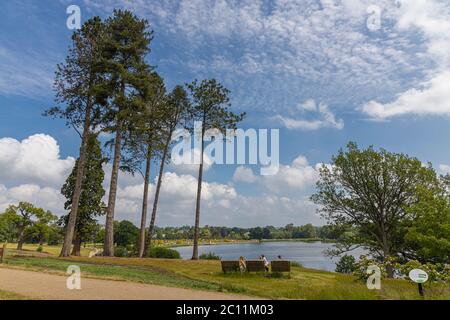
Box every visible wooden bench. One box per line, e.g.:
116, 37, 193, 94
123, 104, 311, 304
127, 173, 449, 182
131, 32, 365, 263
0, 243, 7, 263
271, 260, 291, 273
221, 260, 239, 273
246, 260, 266, 272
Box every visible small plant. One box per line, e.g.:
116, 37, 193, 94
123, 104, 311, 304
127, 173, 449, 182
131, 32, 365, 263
148, 247, 180, 259
199, 252, 221, 260
36, 245, 43, 252
335, 255, 356, 274
114, 246, 128, 257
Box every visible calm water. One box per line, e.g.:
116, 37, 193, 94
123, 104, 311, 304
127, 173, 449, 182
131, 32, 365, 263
174, 241, 366, 272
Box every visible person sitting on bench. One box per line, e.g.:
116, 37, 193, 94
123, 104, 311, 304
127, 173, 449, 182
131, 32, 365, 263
239, 256, 246, 274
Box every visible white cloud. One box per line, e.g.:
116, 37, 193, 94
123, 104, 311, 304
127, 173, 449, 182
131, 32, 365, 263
169, 148, 213, 174
233, 155, 321, 193
0, 133, 326, 226
439, 164, 450, 175
233, 166, 259, 183
361, 0, 450, 119
0, 134, 75, 187
81, 0, 425, 113
361, 71, 450, 119
274, 100, 344, 130
0, 184, 66, 214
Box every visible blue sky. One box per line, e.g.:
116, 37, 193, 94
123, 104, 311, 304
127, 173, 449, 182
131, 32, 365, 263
0, 0, 449, 227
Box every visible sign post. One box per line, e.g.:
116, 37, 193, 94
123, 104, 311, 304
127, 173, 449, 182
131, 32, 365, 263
409, 269, 429, 298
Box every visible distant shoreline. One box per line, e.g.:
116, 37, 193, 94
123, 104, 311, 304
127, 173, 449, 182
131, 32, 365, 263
168, 238, 335, 248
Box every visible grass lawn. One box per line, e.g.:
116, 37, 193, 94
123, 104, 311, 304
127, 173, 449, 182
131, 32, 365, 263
4, 255, 449, 300
5, 243, 93, 257
0, 289, 30, 300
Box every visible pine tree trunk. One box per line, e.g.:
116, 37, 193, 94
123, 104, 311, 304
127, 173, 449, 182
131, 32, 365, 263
146, 133, 171, 253
71, 234, 81, 256
138, 145, 152, 258
60, 99, 91, 257
104, 120, 123, 257
192, 127, 205, 260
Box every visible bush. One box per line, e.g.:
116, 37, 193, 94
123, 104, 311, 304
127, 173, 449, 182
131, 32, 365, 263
36, 245, 43, 252
335, 255, 356, 274
199, 252, 220, 260
148, 247, 180, 259
114, 246, 128, 257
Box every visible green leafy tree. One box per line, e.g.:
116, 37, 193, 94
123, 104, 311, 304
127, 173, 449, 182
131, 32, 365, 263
114, 220, 139, 247
0, 212, 18, 242
187, 79, 245, 260
335, 255, 356, 274
3, 202, 55, 250
45, 17, 107, 257
101, 10, 153, 256
25, 216, 58, 245
60, 134, 106, 256
404, 175, 450, 264
311, 142, 437, 277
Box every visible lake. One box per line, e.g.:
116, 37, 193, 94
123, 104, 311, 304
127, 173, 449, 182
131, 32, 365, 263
174, 241, 366, 272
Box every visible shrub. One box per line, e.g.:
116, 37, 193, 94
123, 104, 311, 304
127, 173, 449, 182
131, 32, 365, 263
335, 255, 356, 274
114, 246, 128, 257
199, 252, 221, 260
36, 245, 43, 252
148, 247, 180, 259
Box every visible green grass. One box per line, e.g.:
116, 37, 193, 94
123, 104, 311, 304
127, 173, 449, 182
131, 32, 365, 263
0, 289, 30, 300
5, 255, 449, 300
6, 243, 92, 257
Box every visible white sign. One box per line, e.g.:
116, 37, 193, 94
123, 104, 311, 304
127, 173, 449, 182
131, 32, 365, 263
408, 269, 428, 283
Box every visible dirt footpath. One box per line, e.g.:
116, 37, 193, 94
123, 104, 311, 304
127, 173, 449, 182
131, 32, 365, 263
0, 268, 254, 300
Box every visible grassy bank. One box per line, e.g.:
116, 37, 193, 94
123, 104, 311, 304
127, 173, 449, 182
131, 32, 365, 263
0, 289, 30, 300
4, 255, 449, 300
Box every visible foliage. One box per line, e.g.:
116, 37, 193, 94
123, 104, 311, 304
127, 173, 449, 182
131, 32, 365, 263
152, 224, 338, 241
114, 246, 129, 257
100, 9, 154, 256
147, 247, 181, 259
395, 260, 450, 283
353, 255, 449, 284
114, 220, 139, 247
335, 255, 356, 274
1, 202, 57, 249
311, 142, 438, 276
60, 134, 106, 243
199, 252, 221, 260
352, 255, 395, 281
403, 175, 450, 264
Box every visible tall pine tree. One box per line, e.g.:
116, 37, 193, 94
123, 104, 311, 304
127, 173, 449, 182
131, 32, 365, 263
61, 134, 106, 256
101, 10, 153, 256
186, 79, 245, 260
45, 17, 107, 257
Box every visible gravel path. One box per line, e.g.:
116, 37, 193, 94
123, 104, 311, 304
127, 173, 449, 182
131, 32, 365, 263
0, 267, 254, 300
